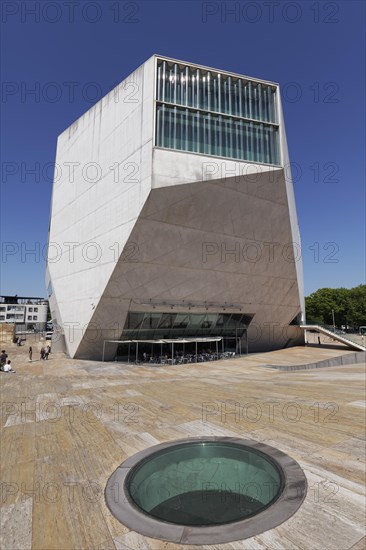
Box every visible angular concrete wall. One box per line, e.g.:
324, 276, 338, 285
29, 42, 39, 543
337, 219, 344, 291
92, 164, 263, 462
47, 56, 305, 360
77, 162, 303, 359
47, 56, 155, 357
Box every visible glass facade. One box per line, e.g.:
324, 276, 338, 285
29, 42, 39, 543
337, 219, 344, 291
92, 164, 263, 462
156, 59, 280, 165
121, 311, 252, 341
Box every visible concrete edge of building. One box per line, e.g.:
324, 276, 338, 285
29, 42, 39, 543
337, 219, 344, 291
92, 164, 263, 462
263, 351, 366, 371
50, 333, 67, 354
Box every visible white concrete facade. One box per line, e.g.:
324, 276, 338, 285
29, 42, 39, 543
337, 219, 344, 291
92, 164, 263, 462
0, 298, 48, 327
46, 55, 304, 359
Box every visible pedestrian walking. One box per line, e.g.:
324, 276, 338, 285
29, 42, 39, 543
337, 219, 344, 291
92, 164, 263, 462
29, 346, 33, 362
40, 347, 45, 360
318, 335, 321, 345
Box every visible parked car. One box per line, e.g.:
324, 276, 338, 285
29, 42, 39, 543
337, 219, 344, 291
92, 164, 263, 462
45, 331, 53, 340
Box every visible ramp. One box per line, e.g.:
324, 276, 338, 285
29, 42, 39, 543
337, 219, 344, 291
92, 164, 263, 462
301, 325, 366, 351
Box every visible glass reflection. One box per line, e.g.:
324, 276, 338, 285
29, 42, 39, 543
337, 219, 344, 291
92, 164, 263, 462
156, 60, 280, 165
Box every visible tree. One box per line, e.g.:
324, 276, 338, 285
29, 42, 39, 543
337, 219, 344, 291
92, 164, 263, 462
305, 285, 366, 327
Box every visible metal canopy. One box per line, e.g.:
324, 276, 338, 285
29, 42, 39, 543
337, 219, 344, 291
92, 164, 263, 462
102, 337, 224, 362
104, 337, 223, 344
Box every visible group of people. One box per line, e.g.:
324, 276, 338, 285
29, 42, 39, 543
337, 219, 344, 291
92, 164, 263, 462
40, 345, 51, 360
28, 345, 51, 361
0, 349, 16, 373
0, 343, 52, 373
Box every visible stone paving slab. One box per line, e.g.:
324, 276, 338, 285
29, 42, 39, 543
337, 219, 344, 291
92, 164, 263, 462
0, 339, 365, 549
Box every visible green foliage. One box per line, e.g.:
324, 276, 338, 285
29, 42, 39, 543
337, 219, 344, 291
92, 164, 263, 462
305, 285, 366, 326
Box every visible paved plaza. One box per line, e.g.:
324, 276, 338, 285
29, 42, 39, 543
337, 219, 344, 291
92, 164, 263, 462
1, 337, 365, 549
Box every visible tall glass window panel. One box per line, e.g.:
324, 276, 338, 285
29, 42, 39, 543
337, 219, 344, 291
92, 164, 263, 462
156, 104, 280, 164
156, 60, 278, 124
156, 60, 280, 164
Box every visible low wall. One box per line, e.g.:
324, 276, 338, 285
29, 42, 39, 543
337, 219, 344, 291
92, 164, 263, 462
265, 351, 365, 371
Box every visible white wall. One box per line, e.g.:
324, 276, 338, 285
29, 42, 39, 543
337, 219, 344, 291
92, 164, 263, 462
277, 89, 305, 322
48, 56, 155, 357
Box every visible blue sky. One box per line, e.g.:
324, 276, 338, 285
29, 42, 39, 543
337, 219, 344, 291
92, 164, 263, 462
1, 0, 365, 298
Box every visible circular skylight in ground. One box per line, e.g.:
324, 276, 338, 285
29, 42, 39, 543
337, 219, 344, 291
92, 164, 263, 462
105, 437, 307, 545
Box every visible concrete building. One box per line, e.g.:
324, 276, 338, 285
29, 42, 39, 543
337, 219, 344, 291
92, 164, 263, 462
46, 55, 305, 360
0, 296, 48, 330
